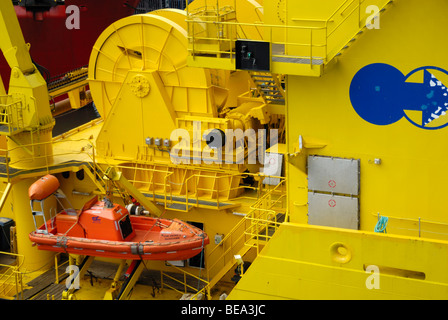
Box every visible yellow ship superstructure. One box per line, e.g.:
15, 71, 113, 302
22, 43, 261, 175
186, 0, 448, 299
0, 0, 446, 301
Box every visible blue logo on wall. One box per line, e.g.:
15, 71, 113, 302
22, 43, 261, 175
350, 63, 448, 130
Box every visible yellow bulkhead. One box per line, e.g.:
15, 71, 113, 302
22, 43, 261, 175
221, 0, 448, 299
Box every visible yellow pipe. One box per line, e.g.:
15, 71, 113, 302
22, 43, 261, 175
103, 167, 163, 217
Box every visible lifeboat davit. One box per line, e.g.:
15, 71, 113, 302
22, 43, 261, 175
28, 179, 209, 261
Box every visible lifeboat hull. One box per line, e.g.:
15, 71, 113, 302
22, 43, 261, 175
29, 201, 209, 261
29, 232, 207, 261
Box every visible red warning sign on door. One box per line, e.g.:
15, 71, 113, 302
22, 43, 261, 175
328, 199, 336, 207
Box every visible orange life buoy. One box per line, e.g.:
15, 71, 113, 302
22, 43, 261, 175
28, 174, 60, 200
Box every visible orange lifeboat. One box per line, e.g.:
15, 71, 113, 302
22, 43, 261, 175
28, 194, 209, 261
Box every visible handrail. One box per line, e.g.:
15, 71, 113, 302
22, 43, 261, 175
163, 171, 175, 209
161, 261, 209, 298
187, 17, 328, 66
0, 132, 286, 215
204, 177, 286, 285
0, 94, 25, 135
183, 171, 284, 205
371, 212, 448, 239
0, 252, 24, 299
110, 166, 284, 212
0, 136, 97, 181
205, 211, 251, 281
187, 0, 391, 68
327, 0, 361, 38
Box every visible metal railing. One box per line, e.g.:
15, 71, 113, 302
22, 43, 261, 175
245, 179, 287, 254
0, 123, 282, 214
203, 177, 286, 292
0, 95, 25, 135
186, 0, 392, 69
54, 253, 70, 285
115, 163, 179, 209
134, 0, 192, 13
373, 212, 448, 241
161, 261, 209, 299
0, 252, 24, 300
113, 162, 285, 212
183, 171, 284, 211
0, 138, 95, 181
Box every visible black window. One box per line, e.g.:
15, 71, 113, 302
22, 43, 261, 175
119, 215, 133, 240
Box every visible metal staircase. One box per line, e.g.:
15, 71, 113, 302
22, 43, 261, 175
249, 72, 285, 105
187, 0, 396, 77
331, 0, 395, 62
187, 179, 286, 299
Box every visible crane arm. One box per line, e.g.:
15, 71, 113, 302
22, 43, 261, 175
0, 1, 35, 74
0, 0, 54, 136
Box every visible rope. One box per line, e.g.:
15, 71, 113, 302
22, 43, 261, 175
374, 216, 388, 233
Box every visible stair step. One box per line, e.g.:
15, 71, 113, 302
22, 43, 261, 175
254, 79, 275, 84
334, 1, 394, 63
260, 89, 281, 93
249, 71, 285, 104
265, 95, 284, 99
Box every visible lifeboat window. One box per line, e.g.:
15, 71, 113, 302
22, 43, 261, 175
119, 215, 133, 240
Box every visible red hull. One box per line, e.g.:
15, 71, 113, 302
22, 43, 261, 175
0, 1, 140, 89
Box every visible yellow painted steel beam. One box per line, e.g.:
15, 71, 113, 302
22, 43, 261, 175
104, 260, 127, 300
0, 0, 54, 168
62, 256, 95, 300
228, 223, 448, 299
0, 1, 34, 74
115, 260, 145, 300
103, 167, 163, 217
